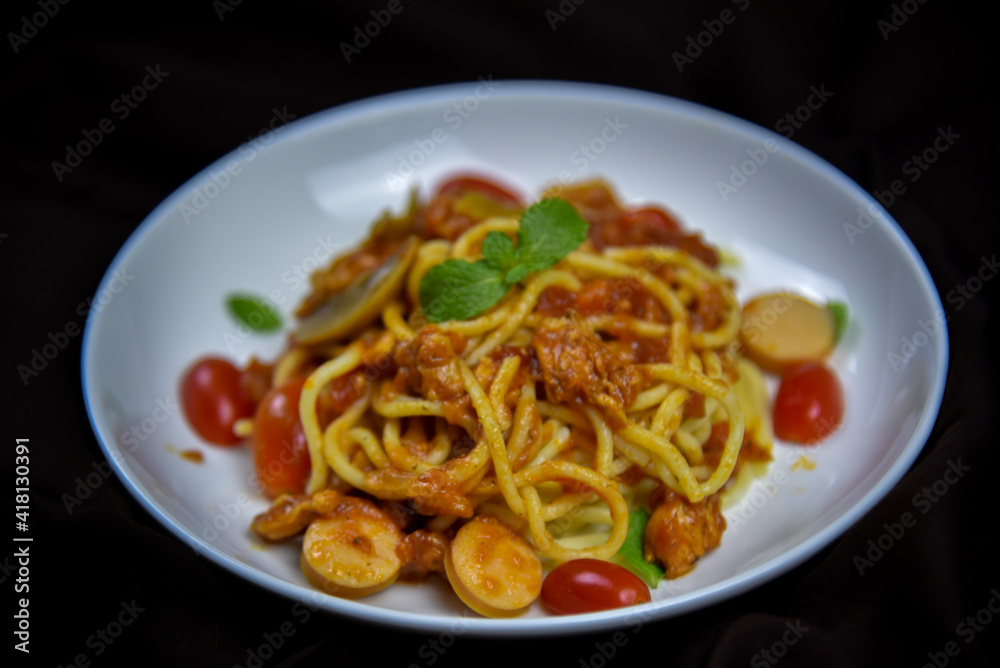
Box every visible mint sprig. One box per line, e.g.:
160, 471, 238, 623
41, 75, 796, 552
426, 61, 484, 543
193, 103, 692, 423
418, 259, 509, 324
419, 198, 588, 323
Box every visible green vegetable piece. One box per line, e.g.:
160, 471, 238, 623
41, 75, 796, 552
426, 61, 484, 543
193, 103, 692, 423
614, 507, 665, 587
227, 294, 282, 333
419, 259, 508, 324
504, 263, 532, 285
827, 300, 849, 343
482, 231, 517, 273
418, 197, 589, 322
514, 198, 589, 276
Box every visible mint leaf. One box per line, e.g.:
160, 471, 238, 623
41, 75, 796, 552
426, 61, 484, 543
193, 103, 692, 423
227, 294, 282, 333
614, 507, 665, 587
504, 263, 532, 284
827, 300, 849, 343
515, 198, 589, 275
418, 197, 590, 322
419, 259, 507, 323
482, 231, 517, 273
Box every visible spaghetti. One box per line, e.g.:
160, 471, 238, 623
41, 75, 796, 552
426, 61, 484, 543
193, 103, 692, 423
245, 176, 773, 614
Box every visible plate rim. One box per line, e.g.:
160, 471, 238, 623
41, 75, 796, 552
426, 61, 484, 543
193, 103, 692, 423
80, 79, 950, 636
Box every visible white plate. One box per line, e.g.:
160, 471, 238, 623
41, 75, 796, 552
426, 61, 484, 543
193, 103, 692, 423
81, 81, 948, 636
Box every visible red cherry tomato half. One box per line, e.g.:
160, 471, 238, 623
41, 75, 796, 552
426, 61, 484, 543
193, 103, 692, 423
180, 357, 255, 445
773, 363, 844, 444
252, 377, 311, 499
437, 175, 523, 208
541, 558, 651, 615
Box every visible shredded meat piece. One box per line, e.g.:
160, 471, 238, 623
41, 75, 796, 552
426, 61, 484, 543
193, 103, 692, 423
392, 326, 478, 430
407, 468, 474, 518
396, 530, 449, 581
530, 312, 644, 426
644, 489, 726, 579
250, 494, 318, 542
364, 464, 473, 518
690, 283, 725, 333
393, 326, 466, 401
250, 490, 347, 542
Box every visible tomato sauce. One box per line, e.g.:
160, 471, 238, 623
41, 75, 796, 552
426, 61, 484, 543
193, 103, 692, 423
536, 279, 669, 322
701, 422, 773, 475
591, 210, 719, 267
552, 180, 719, 266
317, 370, 369, 425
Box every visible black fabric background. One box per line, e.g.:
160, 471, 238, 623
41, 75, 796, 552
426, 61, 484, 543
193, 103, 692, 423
2, 1, 996, 666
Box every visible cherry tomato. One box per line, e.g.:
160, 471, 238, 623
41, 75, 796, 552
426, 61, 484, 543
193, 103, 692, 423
615, 207, 719, 266
773, 363, 844, 444
180, 357, 255, 445
540, 558, 651, 615
619, 207, 680, 232
252, 377, 311, 498
437, 174, 523, 208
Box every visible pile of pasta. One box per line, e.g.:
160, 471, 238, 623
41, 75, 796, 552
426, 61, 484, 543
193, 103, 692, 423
250, 177, 772, 616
